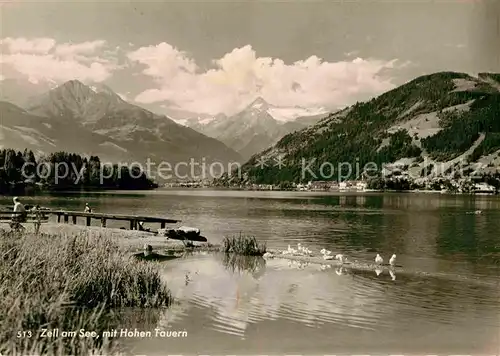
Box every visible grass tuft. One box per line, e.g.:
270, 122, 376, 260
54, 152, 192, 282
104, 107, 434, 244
221, 233, 266, 256
0, 228, 171, 355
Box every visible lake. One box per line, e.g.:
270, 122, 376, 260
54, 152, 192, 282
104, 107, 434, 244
1, 190, 499, 354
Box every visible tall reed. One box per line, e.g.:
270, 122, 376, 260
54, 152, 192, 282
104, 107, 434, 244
221, 233, 266, 256
0, 229, 171, 355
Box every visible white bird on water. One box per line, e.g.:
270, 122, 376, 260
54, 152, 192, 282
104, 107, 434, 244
320, 248, 333, 259
375, 254, 384, 265
286, 244, 297, 255
335, 254, 346, 263
320, 248, 332, 256
297, 243, 312, 256
263, 252, 274, 259
389, 254, 397, 266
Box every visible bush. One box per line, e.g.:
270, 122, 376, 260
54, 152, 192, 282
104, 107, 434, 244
0, 229, 171, 355
221, 234, 266, 256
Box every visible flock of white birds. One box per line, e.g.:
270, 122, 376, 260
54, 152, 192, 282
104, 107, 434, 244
278, 243, 397, 267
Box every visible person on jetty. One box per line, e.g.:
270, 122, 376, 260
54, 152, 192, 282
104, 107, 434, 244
84, 203, 92, 213
31, 204, 43, 234
138, 221, 151, 232
10, 197, 27, 231
12, 197, 27, 223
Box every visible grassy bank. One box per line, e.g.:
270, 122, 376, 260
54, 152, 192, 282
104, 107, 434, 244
3, 221, 214, 253
0, 229, 172, 355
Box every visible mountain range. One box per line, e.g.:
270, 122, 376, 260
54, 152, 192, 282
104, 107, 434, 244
0, 80, 328, 175
176, 97, 327, 160
0, 80, 243, 180
231, 72, 500, 184
5, 71, 497, 187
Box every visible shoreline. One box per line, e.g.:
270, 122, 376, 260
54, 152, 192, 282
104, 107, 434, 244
2, 185, 498, 197
0, 186, 159, 197
0, 222, 216, 253
159, 186, 498, 195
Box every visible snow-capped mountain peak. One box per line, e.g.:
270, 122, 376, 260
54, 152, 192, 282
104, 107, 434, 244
267, 106, 328, 122
246, 96, 273, 112
242, 96, 327, 122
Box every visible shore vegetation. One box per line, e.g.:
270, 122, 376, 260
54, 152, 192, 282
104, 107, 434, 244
222, 234, 267, 256
0, 228, 171, 355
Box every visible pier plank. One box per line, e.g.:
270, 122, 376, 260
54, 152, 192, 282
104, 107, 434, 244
0, 210, 180, 231
48, 210, 180, 224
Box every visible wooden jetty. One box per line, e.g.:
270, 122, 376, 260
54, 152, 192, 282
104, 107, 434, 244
51, 210, 180, 230
0, 209, 180, 230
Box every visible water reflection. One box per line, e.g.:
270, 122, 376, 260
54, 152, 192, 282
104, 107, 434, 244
319, 264, 332, 271
190, 255, 494, 330
335, 266, 347, 275
220, 253, 266, 280
122, 252, 499, 354
160, 255, 392, 335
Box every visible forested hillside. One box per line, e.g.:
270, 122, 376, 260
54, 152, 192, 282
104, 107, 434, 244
225, 72, 500, 184
0, 149, 157, 195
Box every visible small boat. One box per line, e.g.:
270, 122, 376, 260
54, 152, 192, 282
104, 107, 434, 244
133, 244, 180, 261
133, 251, 179, 262
159, 226, 208, 242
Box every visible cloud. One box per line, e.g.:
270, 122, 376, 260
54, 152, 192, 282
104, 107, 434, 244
54, 40, 107, 57
0, 37, 56, 53
0, 37, 119, 84
128, 44, 401, 115
127, 42, 197, 78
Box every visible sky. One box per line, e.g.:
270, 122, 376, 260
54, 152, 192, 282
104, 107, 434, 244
0, 0, 499, 118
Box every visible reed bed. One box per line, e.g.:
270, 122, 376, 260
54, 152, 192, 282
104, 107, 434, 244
221, 233, 266, 256
0, 228, 172, 355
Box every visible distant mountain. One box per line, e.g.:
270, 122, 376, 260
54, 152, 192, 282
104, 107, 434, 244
0, 101, 131, 162
182, 97, 327, 160
28, 80, 127, 125
160, 106, 216, 124
1, 80, 243, 180
0, 78, 53, 108
229, 72, 500, 184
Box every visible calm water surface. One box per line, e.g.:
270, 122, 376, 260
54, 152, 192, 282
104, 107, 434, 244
2, 190, 499, 354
